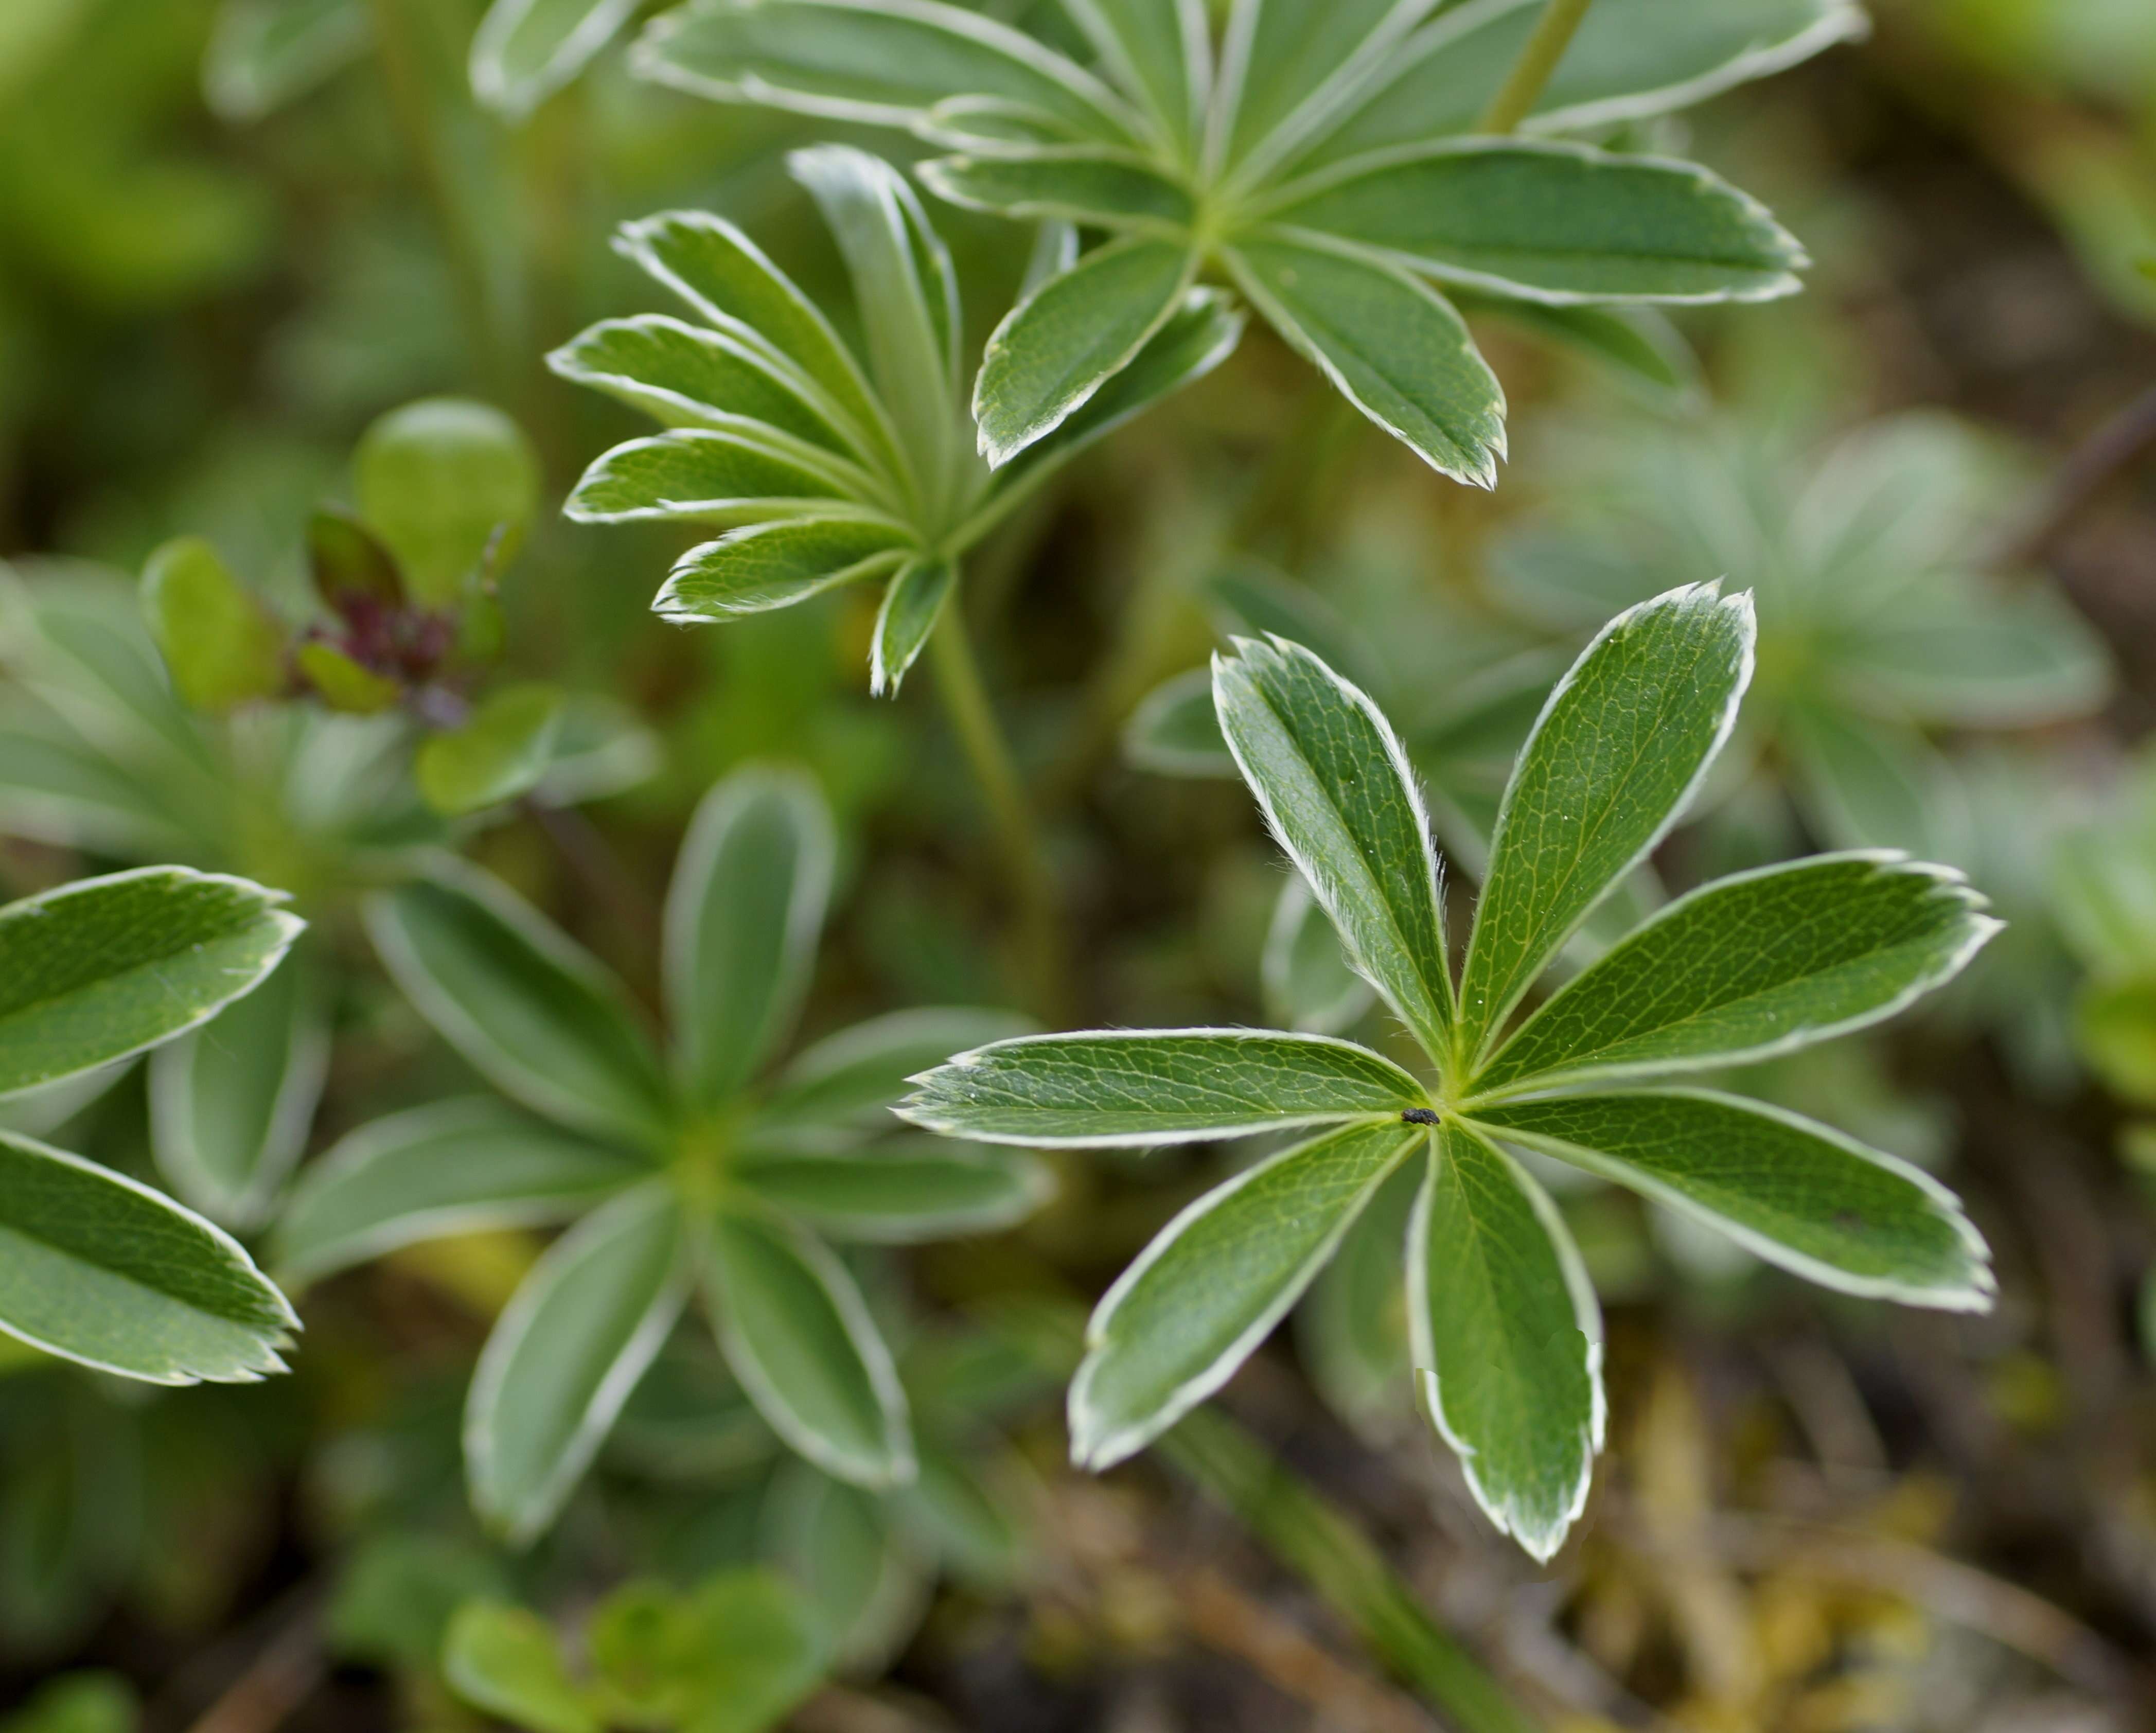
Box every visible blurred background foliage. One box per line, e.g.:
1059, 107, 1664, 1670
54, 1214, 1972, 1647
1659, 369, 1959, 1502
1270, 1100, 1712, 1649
3, 0, 2156, 1729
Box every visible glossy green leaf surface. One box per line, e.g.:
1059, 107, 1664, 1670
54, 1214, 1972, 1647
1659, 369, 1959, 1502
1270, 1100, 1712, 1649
563, 430, 854, 526
367, 866, 672, 1147
1213, 635, 1456, 1062
1071, 1120, 1419, 1468
1477, 854, 1999, 1093
705, 1207, 913, 1487
1459, 583, 1754, 1057
275, 1098, 648, 1283
664, 767, 834, 1107
0, 867, 303, 1097
467, 1184, 689, 1544
1408, 1122, 1601, 1562
0, 1129, 298, 1384
1474, 1091, 1994, 1308
900, 1029, 1427, 1146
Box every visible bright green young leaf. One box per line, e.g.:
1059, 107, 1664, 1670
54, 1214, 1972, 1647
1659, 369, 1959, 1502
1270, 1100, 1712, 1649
974, 236, 1195, 466
0, 866, 303, 1096
869, 556, 955, 698
443, 1603, 600, 1733
1408, 1121, 1601, 1563
562, 430, 855, 526
275, 1098, 649, 1283
900, 1029, 1428, 1146
415, 683, 564, 816
1458, 583, 1755, 1057
294, 642, 400, 714
665, 767, 834, 1107
1475, 854, 1999, 1094
1473, 1090, 1994, 1309
1213, 635, 1456, 1063
0, 1129, 298, 1384
467, 1184, 690, 1544
139, 537, 285, 713
652, 519, 912, 623
354, 398, 540, 605
471, 0, 641, 119
149, 944, 329, 1228
1071, 1120, 1420, 1469
757, 1007, 1036, 1139
1225, 236, 1505, 485
735, 1139, 1052, 1243
677, 1568, 828, 1733
366, 865, 673, 1147
704, 1206, 914, 1487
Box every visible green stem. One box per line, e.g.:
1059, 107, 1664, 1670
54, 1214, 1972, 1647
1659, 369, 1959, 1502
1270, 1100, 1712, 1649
928, 602, 1069, 1018
1477, 0, 1596, 134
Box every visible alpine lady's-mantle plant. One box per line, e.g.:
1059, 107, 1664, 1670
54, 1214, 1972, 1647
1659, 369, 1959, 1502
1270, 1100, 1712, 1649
634, 0, 1854, 483
552, 144, 1239, 694
903, 583, 1998, 1560
276, 764, 1049, 1543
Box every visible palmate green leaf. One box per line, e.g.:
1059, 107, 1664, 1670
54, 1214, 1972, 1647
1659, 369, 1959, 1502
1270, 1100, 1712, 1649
1225, 236, 1505, 484
1071, 1120, 1420, 1469
564, 430, 856, 527
1473, 1091, 1994, 1310
1474, 854, 1999, 1095
0, 1129, 298, 1384
652, 518, 914, 624
1458, 583, 1754, 1059
900, 1029, 1427, 1146
366, 864, 673, 1148
758, 1007, 1036, 1140
665, 767, 834, 1107
736, 1138, 1052, 1244
1295, 0, 1865, 167
274, 1098, 649, 1283
150, 944, 329, 1229
0, 723, 195, 857
1783, 702, 1967, 859
443, 1603, 599, 1733
920, 148, 1198, 233
869, 556, 955, 698
0, 866, 304, 1096
1213, 635, 1456, 1062
467, 1183, 691, 1544
974, 235, 1196, 465
1065, 0, 1209, 153
1260, 142, 1806, 304
471, 0, 641, 119
1408, 1121, 1601, 1563
1210, 0, 1430, 174
704, 1207, 913, 1487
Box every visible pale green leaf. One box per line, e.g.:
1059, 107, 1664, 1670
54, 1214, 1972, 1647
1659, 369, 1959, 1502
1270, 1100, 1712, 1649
1458, 294, 1700, 406
1473, 1090, 1994, 1310
1301, 0, 1865, 165
1408, 1122, 1601, 1562
973, 236, 1196, 466
1262, 142, 1806, 305
1475, 854, 1999, 1094
1784, 704, 1967, 859
869, 556, 955, 698
275, 1098, 649, 1284
665, 767, 834, 1106
563, 430, 857, 526
1262, 874, 1374, 1036
920, 147, 1197, 234
705, 1206, 913, 1486
0, 724, 195, 857
762, 1460, 929, 1674
675, 1568, 828, 1733
203, 0, 369, 123
1458, 582, 1755, 1058
149, 944, 328, 1228
899, 1029, 1428, 1146
1213, 635, 1457, 1062
630, 0, 1138, 142
366, 865, 672, 1147
416, 684, 564, 816
1123, 667, 1235, 777
355, 398, 540, 606
1212, 0, 1442, 181
0, 867, 303, 1096
0, 1128, 298, 1384
471, 0, 640, 119
757, 1007, 1036, 1140
294, 643, 400, 714
1071, 1119, 1420, 1468
1296, 1157, 1417, 1437
468, 1184, 690, 1543
652, 519, 913, 624
139, 537, 284, 714
1225, 237, 1504, 484
736, 1138, 1052, 1243
443, 1603, 600, 1733
1062, 0, 1208, 152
